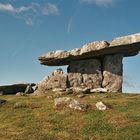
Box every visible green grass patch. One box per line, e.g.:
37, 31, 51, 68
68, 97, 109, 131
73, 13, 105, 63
0, 93, 140, 140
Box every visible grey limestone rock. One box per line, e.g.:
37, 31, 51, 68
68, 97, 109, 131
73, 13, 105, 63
39, 41, 109, 66
102, 54, 123, 92
36, 69, 68, 92
16, 92, 27, 96
68, 73, 83, 87
110, 33, 140, 46
54, 97, 72, 107
96, 101, 107, 110
69, 99, 88, 111
90, 88, 108, 93
72, 87, 90, 93
39, 33, 140, 66
68, 59, 102, 89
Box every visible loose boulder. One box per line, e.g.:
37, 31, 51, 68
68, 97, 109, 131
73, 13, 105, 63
69, 99, 88, 111
54, 97, 72, 107
96, 101, 107, 110
16, 92, 27, 96
90, 88, 108, 93
54, 97, 88, 111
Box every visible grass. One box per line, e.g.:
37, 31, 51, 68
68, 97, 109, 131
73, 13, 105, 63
0, 93, 140, 140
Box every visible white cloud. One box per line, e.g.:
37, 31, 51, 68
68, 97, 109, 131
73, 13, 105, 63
0, 3, 59, 25
0, 3, 31, 13
42, 3, 59, 16
81, 0, 114, 6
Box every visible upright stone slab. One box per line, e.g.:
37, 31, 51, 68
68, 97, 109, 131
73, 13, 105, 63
68, 59, 102, 89
102, 54, 123, 92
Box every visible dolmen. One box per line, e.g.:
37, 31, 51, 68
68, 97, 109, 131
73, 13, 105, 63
37, 33, 140, 93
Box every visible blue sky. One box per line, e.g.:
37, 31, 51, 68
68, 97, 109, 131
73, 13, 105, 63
0, 0, 140, 93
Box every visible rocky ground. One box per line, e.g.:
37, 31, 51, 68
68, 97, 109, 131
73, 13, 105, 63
0, 92, 140, 140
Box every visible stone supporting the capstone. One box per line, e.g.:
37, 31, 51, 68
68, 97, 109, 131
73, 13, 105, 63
67, 59, 102, 89
102, 54, 123, 92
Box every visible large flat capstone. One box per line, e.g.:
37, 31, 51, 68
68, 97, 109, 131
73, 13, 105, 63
39, 33, 140, 66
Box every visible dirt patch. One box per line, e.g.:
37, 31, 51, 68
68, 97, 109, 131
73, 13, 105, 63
107, 115, 129, 127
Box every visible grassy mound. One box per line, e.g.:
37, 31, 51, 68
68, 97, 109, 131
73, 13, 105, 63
0, 93, 140, 140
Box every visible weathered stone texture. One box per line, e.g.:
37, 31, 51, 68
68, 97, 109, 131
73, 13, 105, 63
37, 33, 140, 93
39, 33, 140, 66
39, 41, 109, 66
68, 73, 83, 87
102, 54, 123, 92
68, 59, 102, 89
37, 69, 68, 91
110, 33, 140, 46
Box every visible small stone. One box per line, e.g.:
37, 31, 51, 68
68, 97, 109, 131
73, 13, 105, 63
47, 96, 53, 99
54, 97, 72, 107
77, 94, 85, 98
52, 88, 66, 92
16, 92, 27, 96
69, 99, 88, 111
90, 88, 107, 93
72, 87, 90, 94
96, 101, 107, 110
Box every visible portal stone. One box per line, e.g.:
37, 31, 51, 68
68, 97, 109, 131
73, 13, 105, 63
102, 54, 123, 92
68, 59, 102, 89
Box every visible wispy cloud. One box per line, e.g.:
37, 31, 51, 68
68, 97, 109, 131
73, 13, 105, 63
0, 2, 59, 25
67, 17, 73, 34
42, 3, 59, 16
67, 1, 80, 34
80, 0, 115, 6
